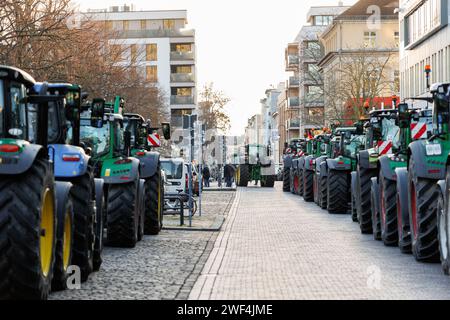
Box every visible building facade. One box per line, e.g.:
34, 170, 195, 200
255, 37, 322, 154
81, 5, 197, 131
399, 0, 450, 99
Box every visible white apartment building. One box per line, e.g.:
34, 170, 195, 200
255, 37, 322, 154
399, 0, 450, 99
80, 5, 197, 130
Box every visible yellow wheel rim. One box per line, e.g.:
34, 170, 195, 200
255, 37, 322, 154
40, 188, 55, 278
62, 211, 72, 270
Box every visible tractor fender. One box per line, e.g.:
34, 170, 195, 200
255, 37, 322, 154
283, 155, 293, 168
319, 160, 328, 178
298, 156, 306, 170
304, 155, 315, 171
138, 178, 146, 210
315, 156, 327, 174
395, 167, 410, 231
379, 155, 395, 181
351, 171, 357, 195
50, 144, 90, 178
438, 180, 446, 198
327, 158, 351, 171
358, 150, 371, 169
54, 181, 74, 241
103, 157, 141, 185
137, 151, 160, 179
292, 158, 299, 171
0, 142, 44, 175
94, 178, 105, 221
409, 141, 446, 180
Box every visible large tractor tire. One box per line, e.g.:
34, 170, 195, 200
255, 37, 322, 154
437, 188, 450, 275
106, 180, 139, 248
303, 169, 314, 202
262, 175, 275, 188
318, 169, 328, 210
70, 170, 95, 283
0, 158, 56, 300
356, 166, 377, 234
371, 178, 382, 241
351, 172, 358, 222
93, 179, 105, 272
396, 168, 412, 254
293, 170, 300, 194
327, 170, 349, 214
144, 165, 164, 235
313, 173, 319, 205
52, 191, 74, 292
237, 165, 250, 187
379, 173, 398, 247
283, 168, 290, 192
298, 168, 304, 196
408, 158, 440, 262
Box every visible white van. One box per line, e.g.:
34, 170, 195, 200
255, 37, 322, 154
161, 158, 187, 195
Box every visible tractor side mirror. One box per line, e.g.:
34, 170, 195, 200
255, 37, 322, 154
91, 98, 105, 128
161, 122, 171, 140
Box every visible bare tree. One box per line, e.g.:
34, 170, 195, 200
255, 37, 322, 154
198, 82, 231, 133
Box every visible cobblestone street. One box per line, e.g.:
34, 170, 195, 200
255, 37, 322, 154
190, 183, 450, 300
51, 192, 235, 300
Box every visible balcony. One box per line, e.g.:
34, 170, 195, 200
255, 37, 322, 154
116, 28, 195, 39
289, 76, 300, 87
287, 119, 301, 130
170, 51, 195, 61
288, 97, 300, 107
302, 114, 324, 126
170, 73, 195, 83
304, 94, 324, 107
170, 95, 195, 105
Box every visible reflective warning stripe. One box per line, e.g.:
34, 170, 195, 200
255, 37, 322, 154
377, 141, 393, 155
411, 121, 428, 140
148, 133, 161, 147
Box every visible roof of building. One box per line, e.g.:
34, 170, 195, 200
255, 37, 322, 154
306, 5, 351, 23
335, 0, 399, 20
294, 25, 328, 42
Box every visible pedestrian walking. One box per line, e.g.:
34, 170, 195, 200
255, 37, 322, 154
224, 164, 235, 188
202, 165, 211, 188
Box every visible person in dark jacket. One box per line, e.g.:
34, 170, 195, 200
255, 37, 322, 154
224, 164, 235, 188
202, 165, 211, 187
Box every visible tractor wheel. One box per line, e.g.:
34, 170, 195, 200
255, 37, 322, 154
0, 158, 56, 300
396, 168, 412, 254
357, 165, 377, 234
52, 198, 74, 291
237, 165, 250, 187
327, 170, 348, 214
319, 170, 328, 210
144, 165, 164, 236
313, 173, 319, 205
351, 172, 358, 222
93, 191, 104, 272
262, 175, 275, 188
437, 188, 450, 275
298, 167, 304, 196
293, 171, 299, 194
371, 179, 382, 241
408, 158, 440, 262
380, 174, 398, 246
283, 168, 290, 192
106, 181, 139, 248
303, 169, 314, 202
69, 170, 95, 283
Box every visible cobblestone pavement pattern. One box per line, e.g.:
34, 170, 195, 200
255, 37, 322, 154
190, 183, 450, 300
51, 191, 235, 300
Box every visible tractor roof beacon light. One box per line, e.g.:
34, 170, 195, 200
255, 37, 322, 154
425, 65, 432, 90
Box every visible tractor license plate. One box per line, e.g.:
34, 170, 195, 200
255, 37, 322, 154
426, 144, 442, 156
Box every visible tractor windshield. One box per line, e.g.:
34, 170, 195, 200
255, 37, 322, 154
343, 135, 365, 158
124, 119, 138, 147
27, 102, 60, 144
9, 83, 27, 140
80, 119, 110, 157
64, 90, 81, 145
434, 91, 450, 134
381, 118, 400, 149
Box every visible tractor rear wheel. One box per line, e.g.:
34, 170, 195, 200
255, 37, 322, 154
93, 191, 104, 272
69, 170, 95, 283
396, 169, 412, 254
106, 181, 139, 248
293, 171, 299, 194
357, 166, 377, 234
351, 172, 358, 222
327, 170, 348, 214
319, 170, 328, 210
371, 179, 382, 241
380, 174, 398, 246
298, 167, 304, 196
408, 158, 440, 262
303, 169, 314, 202
262, 175, 275, 188
144, 165, 164, 236
283, 168, 290, 192
52, 198, 74, 291
237, 165, 250, 187
437, 188, 450, 275
0, 158, 56, 300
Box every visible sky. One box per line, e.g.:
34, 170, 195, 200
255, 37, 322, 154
76, 0, 357, 135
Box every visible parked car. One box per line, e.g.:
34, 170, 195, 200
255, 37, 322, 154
161, 158, 200, 196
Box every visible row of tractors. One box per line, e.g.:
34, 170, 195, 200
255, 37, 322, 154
283, 82, 450, 274
0, 66, 170, 299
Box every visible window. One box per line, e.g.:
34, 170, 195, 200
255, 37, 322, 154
123, 20, 129, 30
9, 84, 27, 140
405, 0, 442, 46
172, 65, 192, 74
364, 31, 376, 48
394, 32, 399, 47
171, 44, 191, 53
140, 20, 147, 30
146, 44, 157, 61
146, 66, 158, 82
172, 87, 192, 96
163, 19, 175, 30
130, 44, 137, 63
314, 16, 333, 26
105, 20, 113, 30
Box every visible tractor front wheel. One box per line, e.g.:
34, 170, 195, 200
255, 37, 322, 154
357, 166, 377, 234
283, 167, 290, 192
380, 174, 398, 246
237, 165, 250, 187
327, 170, 348, 214
303, 169, 314, 202
144, 164, 164, 236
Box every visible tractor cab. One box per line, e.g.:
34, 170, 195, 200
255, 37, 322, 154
367, 109, 399, 157
430, 83, 450, 139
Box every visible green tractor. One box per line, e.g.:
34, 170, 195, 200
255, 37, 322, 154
235, 144, 276, 187
282, 139, 304, 193
354, 108, 399, 235
123, 113, 170, 235
296, 137, 314, 197
0, 66, 73, 299
376, 103, 432, 250
313, 135, 333, 206
80, 96, 145, 248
